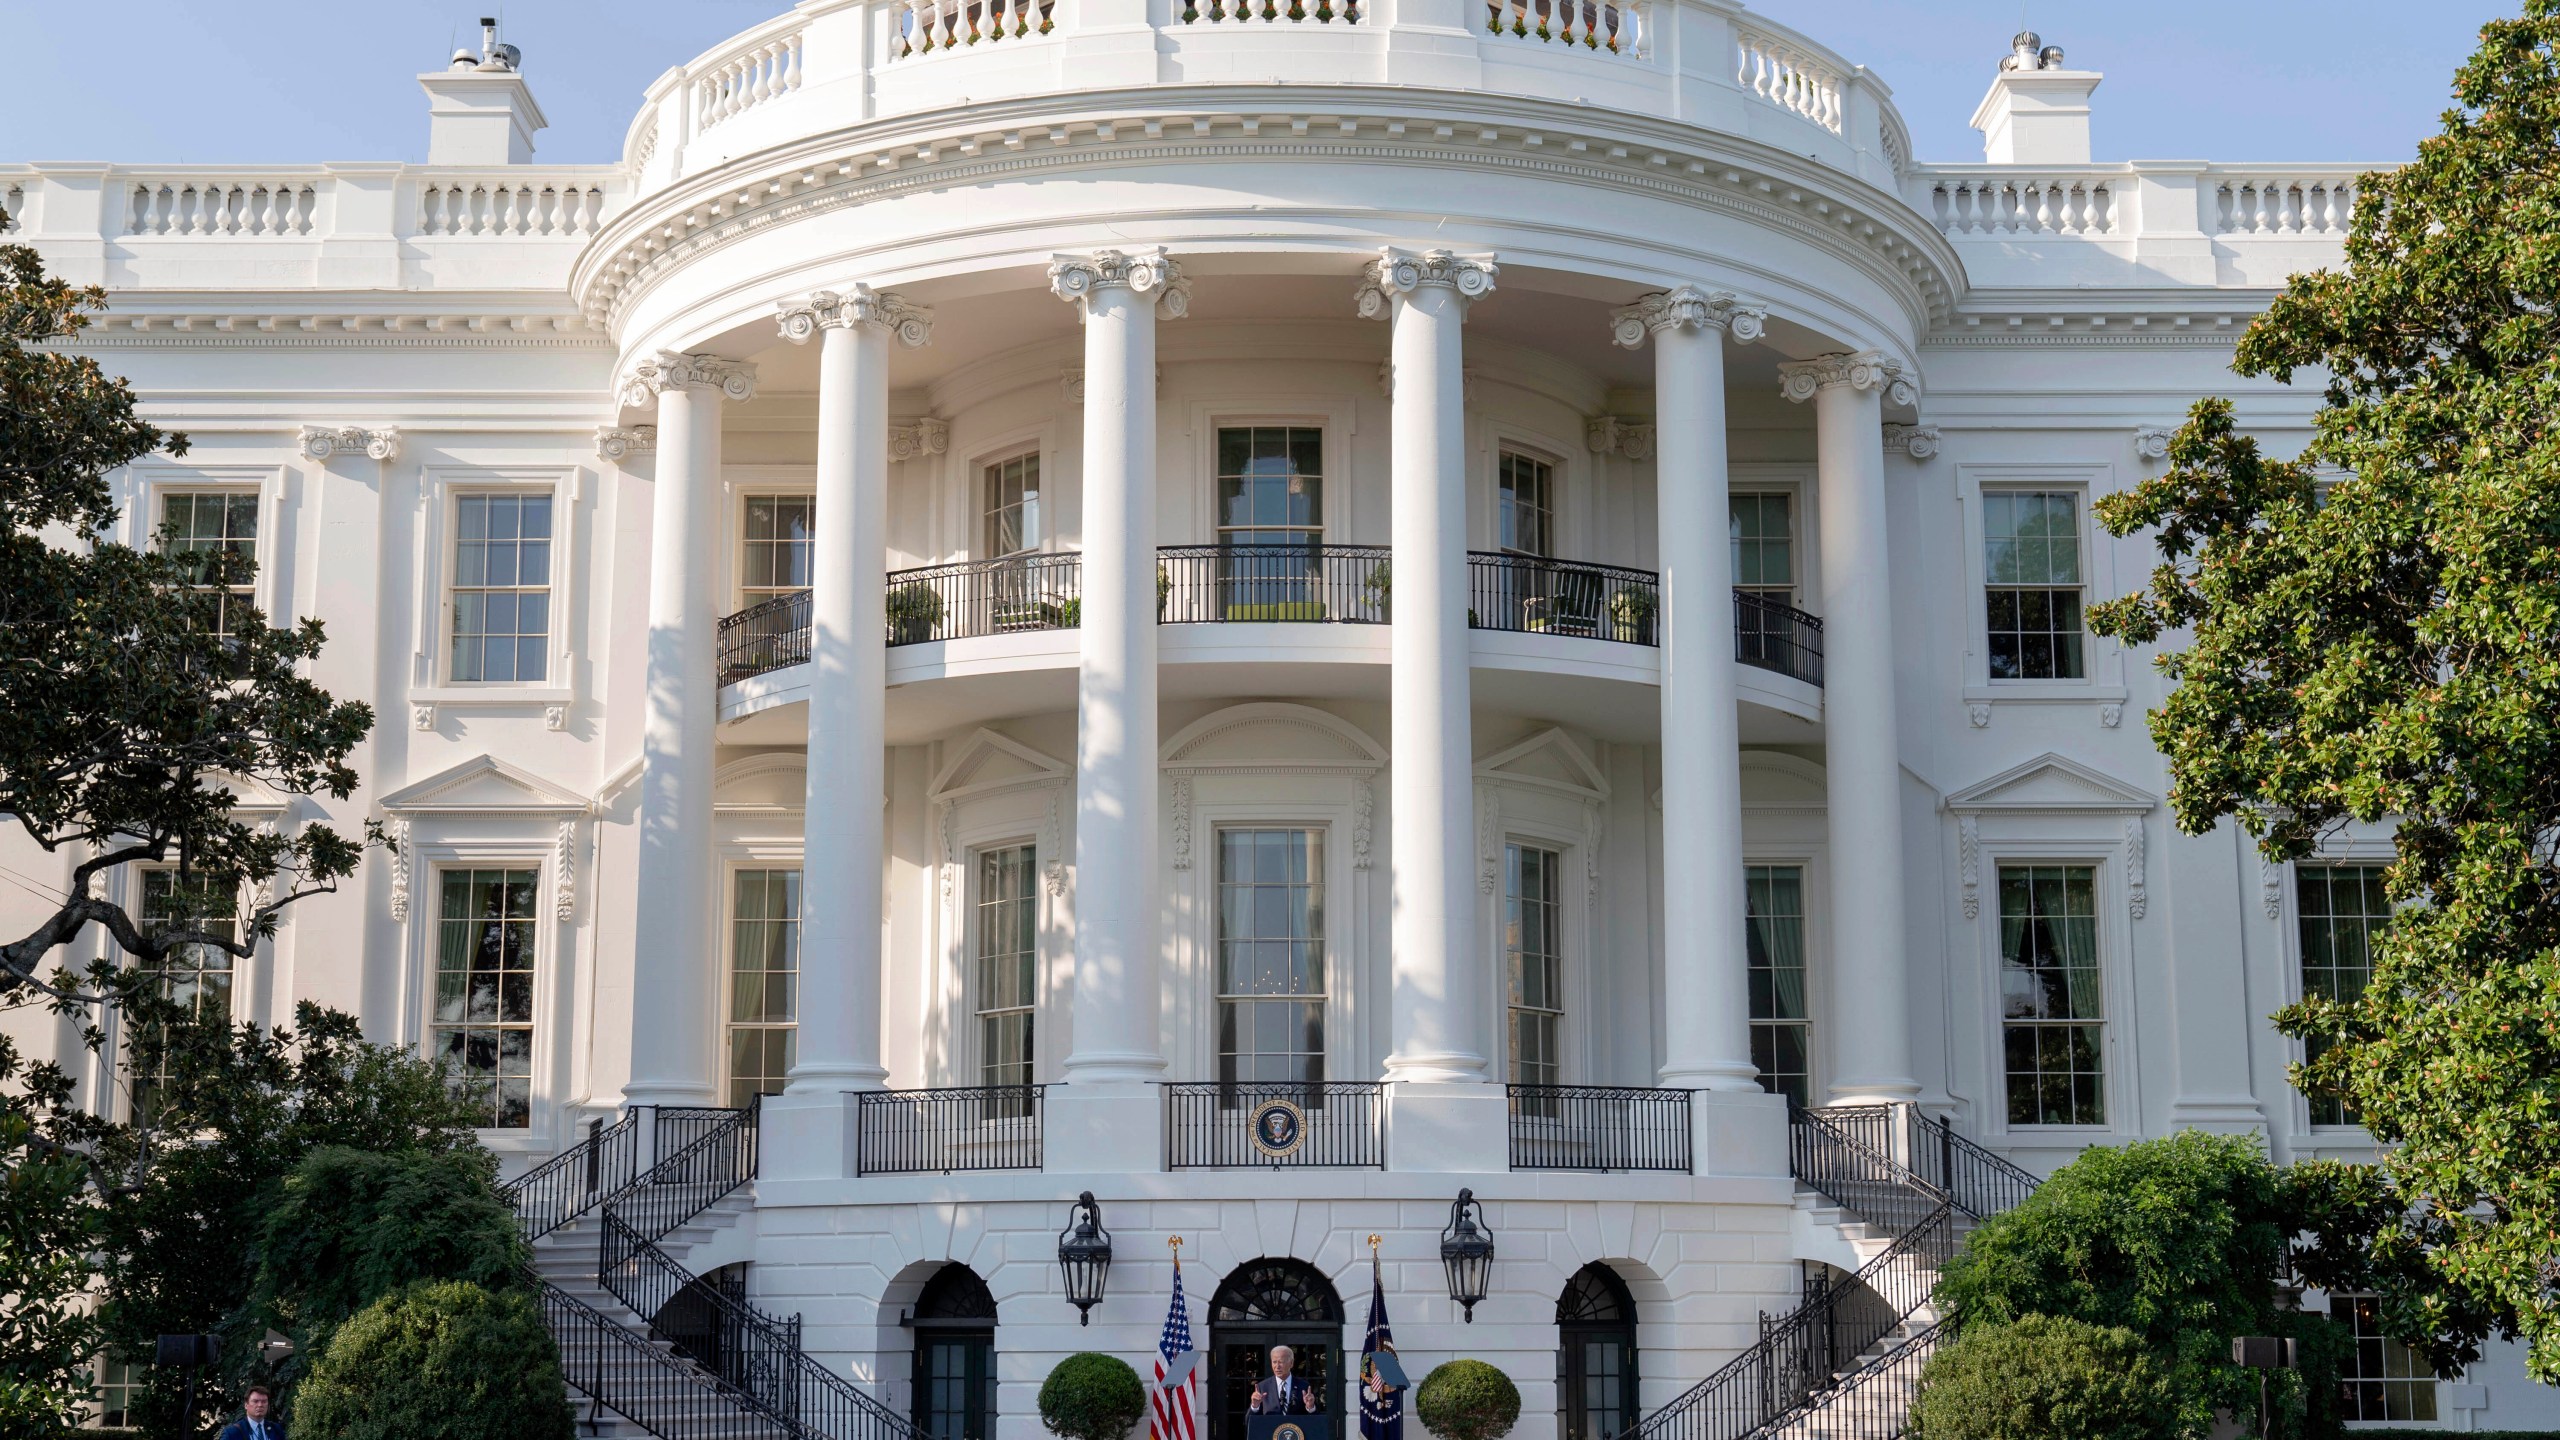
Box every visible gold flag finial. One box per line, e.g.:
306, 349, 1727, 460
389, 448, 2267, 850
1367, 1233, 1382, 1251
1169, 1235, 1184, 1271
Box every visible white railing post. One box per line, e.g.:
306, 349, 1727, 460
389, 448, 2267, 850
2127, 161, 2214, 284
21, 166, 113, 285
320, 164, 402, 288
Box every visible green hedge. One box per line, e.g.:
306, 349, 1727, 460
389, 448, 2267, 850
1910, 1315, 2175, 1440
1414, 1360, 1520, 1440
291, 1281, 573, 1440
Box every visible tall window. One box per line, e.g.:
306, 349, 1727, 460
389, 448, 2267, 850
983, 454, 1040, 557
1498, 451, 1555, 557
974, 845, 1038, 1095
131, 869, 239, 1113
159, 492, 259, 637
1505, 843, 1564, 1088
2298, 864, 2389, 1126
728, 869, 801, 1106
1729, 493, 1794, 602
1745, 865, 1810, 1108
1998, 864, 2104, 1125
2333, 1295, 2438, 1421
1983, 491, 2085, 680
450, 493, 553, 683
93, 1355, 145, 1429
1217, 427, 1324, 546
430, 868, 539, 1129
741, 495, 815, 604
1216, 829, 1326, 1087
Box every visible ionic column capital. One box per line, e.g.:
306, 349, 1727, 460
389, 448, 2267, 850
1048, 247, 1191, 320
888, 417, 950, 461
1777, 350, 1918, 408
1354, 247, 1499, 318
299, 425, 401, 462
775, 285, 935, 348
595, 424, 657, 463
1608, 286, 1765, 348
618, 350, 760, 409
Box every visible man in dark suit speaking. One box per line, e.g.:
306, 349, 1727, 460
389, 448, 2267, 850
1250, 1346, 1322, 1416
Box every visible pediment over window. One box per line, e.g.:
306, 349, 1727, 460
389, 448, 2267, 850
1161, 703, 1385, 772
211, 771, 295, 820
716, 753, 811, 811
1944, 752, 2155, 815
1475, 727, 1609, 801
930, 728, 1070, 801
1738, 751, 1825, 810
378, 754, 588, 816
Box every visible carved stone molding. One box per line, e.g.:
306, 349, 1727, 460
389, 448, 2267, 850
2260, 847, 2285, 920
544, 703, 569, 732
1354, 247, 1498, 319
2125, 817, 2148, 919
412, 702, 436, 732
1353, 781, 1374, 870
300, 425, 401, 462
1883, 424, 1940, 459
1043, 789, 1067, 897
1585, 415, 1657, 461
617, 350, 758, 409
1958, 815, 1981, 920
1169, 775, 1194, 871
1777, 350, 1919, 409
2099, 703, 2124, 730
774, 285, 935, 348
555, 818, 578, 921
1967, 703, 1991, 729
1048, 247, 1190, 320
888, 417, 950, 461
594, 424, 655, 463
1475, 787, 1501, 894
2133, 425, 2176, 460
1608, 285, 1766, 348
385, 817, 413, 922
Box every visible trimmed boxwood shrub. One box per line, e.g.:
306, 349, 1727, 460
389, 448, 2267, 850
1414, 1359, 1520, 1440
1910, 1315, 2174, 1440
1038, 1352, 1146, 1440
291, 1281, 573, 1440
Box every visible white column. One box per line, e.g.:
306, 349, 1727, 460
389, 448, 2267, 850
1781, 351, 1922, 1106
620, 350, 757, 1111
1612, 288, 1766, 1092
1051, 248, 1188, 1087
1359, 247, 1497, 1087
776, 288, 934, 1098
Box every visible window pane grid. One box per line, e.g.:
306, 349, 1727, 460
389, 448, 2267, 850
450, 494, 553, 684
1216, 427, 1325, 545
1984, 490, 2085, 680
1729, 493, 1794, 600
1216, 828, 1326, 1087
2298, 864, 2389, 1126
729, 869, 802, 1106
1506, 843, 1564, 1088
983, 454, 1041, 557
1498, 451, 1555, 558
742, 495, 816, 599
1745, 865, 1810, 1109
131, 869, 240, 1111
430, 867, 540, 1129
1998, 863, 2104, 1126
975, 845, 1038, 1095
159, 491, 260, 637
2333, 1295, 2438, 1422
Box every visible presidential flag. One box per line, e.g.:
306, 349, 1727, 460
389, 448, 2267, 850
1152, 1256, 1202, 1440
1359, 1259, 1403, 1440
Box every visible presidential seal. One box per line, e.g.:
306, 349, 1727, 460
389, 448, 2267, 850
1274, 1422, 1308, 1440
1248, 1097, 1307, 1159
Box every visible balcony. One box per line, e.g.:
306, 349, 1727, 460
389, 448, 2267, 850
1506, 1084, 1694, 1172
853, 1084, 1046, 1174
1163, 1081, 1386, 1169
1158, 543, 1389, 625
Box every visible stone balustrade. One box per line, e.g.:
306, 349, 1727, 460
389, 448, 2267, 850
1905, 160, 2368, 288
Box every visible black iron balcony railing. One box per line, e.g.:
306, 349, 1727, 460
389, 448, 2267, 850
1468, 552, 1660, 645
1157, 543, 1393, 624
1163, 1080, 1387, 1169
1506, 1084, 1694, 1172
855, 1084, 1046, 1174
888, 552, 1083, 646
717, 590, 813, 686
1735, 589, 1824, 687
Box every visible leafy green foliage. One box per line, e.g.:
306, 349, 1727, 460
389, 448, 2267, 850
244, 1147, 527, 1370
1910, 1315, 2177, 1440
0, 1097, 101, 1433
1036, 1353, 1147, 1440
1935, 1133, 2346, 1438
1413, 1360, 1521, 1440
290, 1281, 574, 1440
2082, 4, 2560, 1381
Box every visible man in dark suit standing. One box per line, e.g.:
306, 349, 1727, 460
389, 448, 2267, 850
217, 1385, 284, 1440
1250, 1346, 1322, 1416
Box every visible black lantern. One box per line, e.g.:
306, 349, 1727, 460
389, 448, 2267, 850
1057, 1191, 1114, 1325
1439, 1188, 1496, 1323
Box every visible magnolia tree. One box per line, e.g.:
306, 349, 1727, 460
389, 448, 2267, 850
2086, 6, 2560, 1380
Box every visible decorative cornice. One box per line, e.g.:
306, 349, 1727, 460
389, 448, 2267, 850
2133, 425, 2176, 460
888, 417, 950, 461
1607, 285, 1765, 348
299, 425, 401, 462
1883, 423, 1940, 460
774, 285, 936, 347
1585, 415, 1656, 461
1047, 247, 1190, 320
1778, 350, 1919, 408
1354, 247, 1498, 318
617, 350, 758, 409
595, 424, 656, 463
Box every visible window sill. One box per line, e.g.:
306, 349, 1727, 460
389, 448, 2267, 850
412, 685, 574, 706
1962, 682, 2130, 727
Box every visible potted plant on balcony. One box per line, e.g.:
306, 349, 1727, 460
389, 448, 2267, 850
1364, 559, 1391, 621
1156, 563, 1172, 621
1607, 586, 1655, 644
886, 582, 943, 644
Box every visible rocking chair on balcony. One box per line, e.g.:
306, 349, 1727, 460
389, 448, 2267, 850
1521, 566, 1605, 637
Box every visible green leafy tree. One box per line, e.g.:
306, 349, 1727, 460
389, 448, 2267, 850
1413, 1360, 1521, 1440
0, 1043, 104, 1434
1935, 1132, 2347, 1438
1910, 1315, 2178, 1440
1036, 1354, 1146, 1440
289, 1281, 574, 1440
2083, 4, 2560, 1381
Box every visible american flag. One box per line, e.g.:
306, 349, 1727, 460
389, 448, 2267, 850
1152, 1258, 1201, 1440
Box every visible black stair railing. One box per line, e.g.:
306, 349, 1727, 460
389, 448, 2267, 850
1907, 1108, 2040, 1220
502, 1110, 640, 1241
532, 1269, 792, 1440
1788, 1103, 1944, 1235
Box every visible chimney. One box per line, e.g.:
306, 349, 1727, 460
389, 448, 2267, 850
418, 17, 546, 165
1969, 31, 2101, 164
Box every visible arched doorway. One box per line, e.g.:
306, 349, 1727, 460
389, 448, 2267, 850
1208, 1258, 1345, 1440
1557, 1263, 1638, 1440
910, 1264, 998, 1440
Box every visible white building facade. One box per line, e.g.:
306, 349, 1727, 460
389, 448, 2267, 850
8, 6, 2551, 1436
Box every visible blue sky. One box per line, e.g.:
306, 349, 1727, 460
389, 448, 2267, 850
2, 1, 2506, 166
